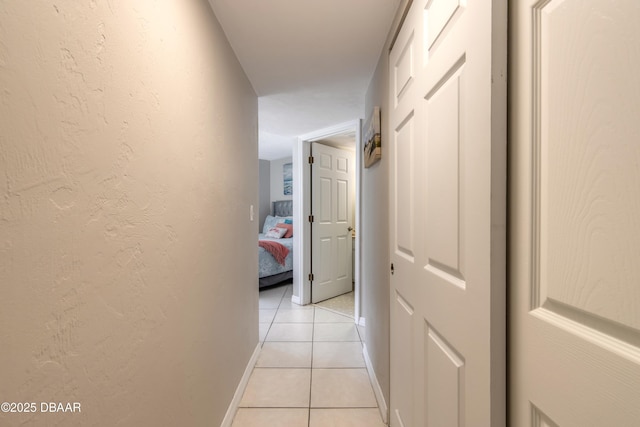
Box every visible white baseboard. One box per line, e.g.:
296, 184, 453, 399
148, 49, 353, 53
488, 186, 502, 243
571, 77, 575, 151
362, 343, 388, 425
358, 316, 366, 327
291, 294, 302, 305
220, 342, 261, 427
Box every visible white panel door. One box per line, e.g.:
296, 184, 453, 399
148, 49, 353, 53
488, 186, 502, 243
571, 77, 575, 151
510, 1, 640, 425
389, 0, 506, 426
311, 143, 354, 303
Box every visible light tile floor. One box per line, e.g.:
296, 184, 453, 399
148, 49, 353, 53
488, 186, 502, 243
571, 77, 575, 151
232, 283, 386, 427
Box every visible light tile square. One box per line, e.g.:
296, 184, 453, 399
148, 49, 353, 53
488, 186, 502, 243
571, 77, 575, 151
246, 282, 387, 424
309, 408, 386, 427
257, 342, 312, 368
312, 342, 365, 368
259, 309, 277, 323
259, 296, 282, 309
259, 285, 287, 299
315, 308, 354, 323
314, 291, 355, 317
259, 323, 270, 343
274, 308, 314, 323
266, 323, 313, 342
313, 323, 360, 342
278, 299, 310, 310
232, 408, 308, 427
240, 368, 311, 408
311, 368, 377, 408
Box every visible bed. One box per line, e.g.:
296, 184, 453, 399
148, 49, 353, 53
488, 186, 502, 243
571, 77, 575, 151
259, 200, 294, 288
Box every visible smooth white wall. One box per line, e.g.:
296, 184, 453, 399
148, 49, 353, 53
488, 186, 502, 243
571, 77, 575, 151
270, 156, 293, 205
362, 54, 391, 408
259, 159, 271, 230
0, 1, 258, 426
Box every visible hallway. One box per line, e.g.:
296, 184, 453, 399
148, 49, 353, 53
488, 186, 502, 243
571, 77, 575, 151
231, 284, 385, 426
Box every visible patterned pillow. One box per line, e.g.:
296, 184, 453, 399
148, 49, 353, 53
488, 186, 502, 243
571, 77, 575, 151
276, 223, 293, 238
262, 215, 280, 234
265, 227, 287, 238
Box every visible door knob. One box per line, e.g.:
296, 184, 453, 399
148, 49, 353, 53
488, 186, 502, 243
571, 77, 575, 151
348, 226, 354, 232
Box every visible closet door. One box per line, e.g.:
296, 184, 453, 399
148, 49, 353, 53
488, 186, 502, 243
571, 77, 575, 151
388, 0, 507, 425
510, 1, 640, 425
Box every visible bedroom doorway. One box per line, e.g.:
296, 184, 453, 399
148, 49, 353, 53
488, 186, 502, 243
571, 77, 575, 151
292, 120, 363, 324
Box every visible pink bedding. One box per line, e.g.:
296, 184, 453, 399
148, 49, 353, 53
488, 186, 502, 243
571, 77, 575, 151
258, 240, 290, 266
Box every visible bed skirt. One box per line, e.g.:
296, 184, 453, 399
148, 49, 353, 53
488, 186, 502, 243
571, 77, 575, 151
259, 271, 293, 288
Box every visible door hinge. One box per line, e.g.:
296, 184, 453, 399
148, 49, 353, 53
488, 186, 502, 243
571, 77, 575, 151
308, 273, 314, 281
308, 155, 314, 164
390, 263, 395, 275
308, 215, 314, 223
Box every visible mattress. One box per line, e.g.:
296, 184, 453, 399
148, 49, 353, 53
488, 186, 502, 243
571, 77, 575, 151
258, 234, 293, 279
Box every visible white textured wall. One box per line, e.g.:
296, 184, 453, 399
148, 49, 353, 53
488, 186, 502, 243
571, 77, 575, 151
0, 1, 258, 426
270, 156, 293, 205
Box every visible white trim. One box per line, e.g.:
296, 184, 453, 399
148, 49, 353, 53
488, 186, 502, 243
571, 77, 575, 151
290, 294, 302, 306
363, 343, 388, 425
358, 316, 366, 327
354, 120, 363, 322
291, 140, 309, 304
220, 342, 261, 427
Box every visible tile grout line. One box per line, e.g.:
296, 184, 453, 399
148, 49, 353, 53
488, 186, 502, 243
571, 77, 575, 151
308, 305, 315, 427
312, 304, 355, 320
261, 283, 290, 345
253, 284, 380, 426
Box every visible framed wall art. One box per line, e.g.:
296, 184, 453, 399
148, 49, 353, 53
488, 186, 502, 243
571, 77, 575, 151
283, 162, 292, 195
364, 106, 381, 168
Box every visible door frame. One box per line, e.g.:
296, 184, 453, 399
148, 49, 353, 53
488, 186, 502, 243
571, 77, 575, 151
292, 120, 363, 323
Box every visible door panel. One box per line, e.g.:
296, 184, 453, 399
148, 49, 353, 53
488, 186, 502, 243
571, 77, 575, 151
389, 0, 506, 426
391, 290, 414, 427
317, 237, 332, 285
510, 0, 640, 425
426, 0, 465, 52
336, 236, 348, 279
532, 405, 560, 427
319, 178, 331, 222
394, 111, 415, 262
425, 323, 464, 427
337, 179, 348, 222
394, 33, 415, 105
425, 62, 464, 280
311, 143, 354, 303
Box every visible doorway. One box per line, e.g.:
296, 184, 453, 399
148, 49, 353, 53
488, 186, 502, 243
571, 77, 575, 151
291, 120, 363, 324
309, 141, 355, 304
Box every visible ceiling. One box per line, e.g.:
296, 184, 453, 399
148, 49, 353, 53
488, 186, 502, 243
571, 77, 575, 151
207, 0, 401, 160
